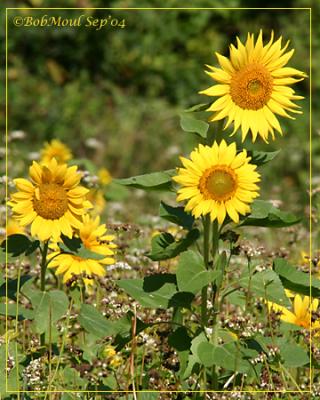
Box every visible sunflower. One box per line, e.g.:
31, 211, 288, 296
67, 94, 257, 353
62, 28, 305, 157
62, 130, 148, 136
9, 158, 91, 241
268, 294, 319, 331
48, 214, 116, 284
41, 139, 73, 164
173, 140, 260, 225
200, 31, 307, 142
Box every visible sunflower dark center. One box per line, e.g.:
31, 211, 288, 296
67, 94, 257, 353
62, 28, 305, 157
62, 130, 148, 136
33, 183, 68, 219
230, 63, 273, 110
199, 166, 238, 201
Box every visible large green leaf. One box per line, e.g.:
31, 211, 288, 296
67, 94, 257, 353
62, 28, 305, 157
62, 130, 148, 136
0, 275, 33, 300
117, 279, 176, 308
168, 292, 195, 309
114, 169, 175, 191
159, 201, 194, 230
1, 234, 39, 257
176, 250, 218, 294
168, 327, 192, 352
143, 273, 177, 292
30, 290, 69, 334
78, 304, 114, 338
180, 113, 209, 138
241, 200, 300, 228
274, 258, 320, 297
247, 150, 281, 166
0, 302, 34, 320
196, 341, 256, 373
147, 229, 200, 261
280, 343, 309, 367
239, 269, 291, 307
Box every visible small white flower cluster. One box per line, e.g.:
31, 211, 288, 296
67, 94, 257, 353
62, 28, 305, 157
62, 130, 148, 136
269, 199, 283, 208
0, 175, 14, 188
240, 242, 265, 258
139, 332, 157, 351
28, 152, 40, 160
6, 355, 15, 372
255, 264, 268, 272
9, 130, 26, 140
223, 316, 264, 339
22, 358, 42, 385
107, 261, 132, 271
82, 171, 99, 187
85, 138, 103, 148
250, 352, 267, 365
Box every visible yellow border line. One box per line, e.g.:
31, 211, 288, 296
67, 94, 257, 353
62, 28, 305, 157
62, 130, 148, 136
6, 7, 312, 10
5, 6, 8, 395
309, 6, 313, 393
5, 6, 312, 395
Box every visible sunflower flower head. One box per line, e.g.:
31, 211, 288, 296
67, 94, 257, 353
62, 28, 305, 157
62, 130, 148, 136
48, 214, 116, 284
173, 140, 260, 225
200, 30, 307, 143
41, 139, 73, 165
9, 158, 91, 241
268, 294, 319, 331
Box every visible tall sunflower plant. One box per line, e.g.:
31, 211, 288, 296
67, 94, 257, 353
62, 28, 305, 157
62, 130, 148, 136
2, 145, 117, 348
116, 31, 318, 389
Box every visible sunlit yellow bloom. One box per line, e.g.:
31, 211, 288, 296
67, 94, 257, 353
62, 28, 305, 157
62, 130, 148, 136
98, 168, 112, 186
6, 219, 25, 236
102, 345, 117, 359
48, 214, 116, 283
300, 251, 310, 266
200, 30, 307, 142
87, 189, 106, 216
41, 139, 73, 164
9, 158, 91, 241
173, 140, 260, 225
268, 294, 319, 331
110, 355, 123, 368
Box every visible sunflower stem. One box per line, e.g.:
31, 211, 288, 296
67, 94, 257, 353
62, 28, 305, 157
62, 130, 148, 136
211, 219, 220, 390
201, 215, 211, 327
40, 240, 49, 346
40, 240, 49, 291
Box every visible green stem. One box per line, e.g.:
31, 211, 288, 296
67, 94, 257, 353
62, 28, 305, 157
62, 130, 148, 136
201, 215, 211, 327
40, 241, 49, 292
211, 219, 220, 390
40, 240, 49, 346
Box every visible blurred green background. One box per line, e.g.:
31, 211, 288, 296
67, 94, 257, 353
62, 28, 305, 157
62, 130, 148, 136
1, 0, 317, 218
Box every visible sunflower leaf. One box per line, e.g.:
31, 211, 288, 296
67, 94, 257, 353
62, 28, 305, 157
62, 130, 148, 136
1, 234, 40, 257
180, 113, 209, 138
0, 275, 33, 300
247, 150, 281, 166
30, 290, 69, 335
159, 201, 194, 230
147, 229, 200, 261
240, 200, 300, 228
114, 169, 175, 191
274, 258, 320, 297
117, 279, 176, 309
239, 269, 291, 307
176, 250, 219, 294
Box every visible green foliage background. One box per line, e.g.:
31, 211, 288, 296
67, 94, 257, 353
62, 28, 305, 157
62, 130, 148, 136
1, 0, 317, 214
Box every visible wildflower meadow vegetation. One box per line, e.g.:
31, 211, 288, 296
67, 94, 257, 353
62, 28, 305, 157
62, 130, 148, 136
1, 3, 319, 400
